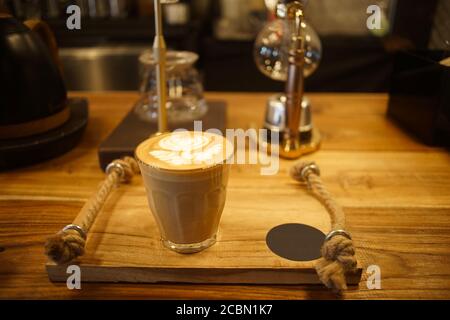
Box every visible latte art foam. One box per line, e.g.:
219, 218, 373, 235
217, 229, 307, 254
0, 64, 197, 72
159, 134, 210, 152
136, 131, 233, 171
150, 136, 223, 166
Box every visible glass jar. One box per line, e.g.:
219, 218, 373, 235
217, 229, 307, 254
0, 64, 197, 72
254, 19, 322, 81
134, 50, 208, 123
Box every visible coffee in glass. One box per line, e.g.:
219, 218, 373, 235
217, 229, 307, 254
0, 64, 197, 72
135, 131, 233, 253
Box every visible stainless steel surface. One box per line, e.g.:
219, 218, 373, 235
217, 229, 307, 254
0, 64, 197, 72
264, 94, 312, 133
59, 46, 150, 91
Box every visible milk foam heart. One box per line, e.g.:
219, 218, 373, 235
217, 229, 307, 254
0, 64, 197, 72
136, 131, 233, 171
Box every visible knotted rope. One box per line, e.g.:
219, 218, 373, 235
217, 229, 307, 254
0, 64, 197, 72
45, 157, 140, 264
290, 162, 357, 292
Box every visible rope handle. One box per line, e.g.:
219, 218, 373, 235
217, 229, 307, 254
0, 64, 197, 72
290, 162, 358, 293
45, 157, 140, 264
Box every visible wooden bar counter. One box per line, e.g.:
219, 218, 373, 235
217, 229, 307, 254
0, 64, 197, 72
0, 92, 449, 299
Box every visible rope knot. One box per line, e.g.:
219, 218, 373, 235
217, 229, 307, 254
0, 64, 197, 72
322, 236, 357, 271
316, 235, 358, 292
45, 229, 85, 264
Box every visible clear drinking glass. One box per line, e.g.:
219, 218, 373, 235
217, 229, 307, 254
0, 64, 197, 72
135, 131, 233, 254
134, 50, 208, 123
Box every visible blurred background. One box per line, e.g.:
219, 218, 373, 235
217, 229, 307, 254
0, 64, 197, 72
4, 0, 449, 92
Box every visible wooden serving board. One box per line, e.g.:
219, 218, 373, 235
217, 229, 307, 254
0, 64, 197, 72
46, 158, 363, 285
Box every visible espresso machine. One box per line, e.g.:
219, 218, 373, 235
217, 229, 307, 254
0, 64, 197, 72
255, 0, 322, 159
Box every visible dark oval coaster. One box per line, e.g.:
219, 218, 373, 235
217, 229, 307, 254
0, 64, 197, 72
266, 223, 325, 261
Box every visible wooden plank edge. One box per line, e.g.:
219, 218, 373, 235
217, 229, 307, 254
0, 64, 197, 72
46, 263, 362, 285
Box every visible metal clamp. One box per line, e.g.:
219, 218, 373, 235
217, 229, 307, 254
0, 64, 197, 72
62, 224, 87, 240
325, 229, 352, 242
106, 161, 125, 181
299, 162, 321, 186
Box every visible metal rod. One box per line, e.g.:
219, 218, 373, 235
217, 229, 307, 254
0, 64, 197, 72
284, 4, 304, 143
277, 1, 306, 159
153, 0, 168, 134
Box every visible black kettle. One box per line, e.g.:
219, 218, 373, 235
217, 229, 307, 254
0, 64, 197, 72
0, 13, 67, 139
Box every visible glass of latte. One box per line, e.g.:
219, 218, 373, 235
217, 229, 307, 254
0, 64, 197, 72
135, 131, 234, 253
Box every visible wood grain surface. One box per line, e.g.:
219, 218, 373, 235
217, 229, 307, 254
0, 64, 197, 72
1, 92, 449, 299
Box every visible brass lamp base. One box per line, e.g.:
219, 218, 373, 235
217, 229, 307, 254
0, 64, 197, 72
279, 128, 321, 159
259, 127, 321, 160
